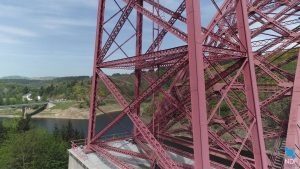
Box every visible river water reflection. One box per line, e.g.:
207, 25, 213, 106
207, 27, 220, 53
0, 112, 133, 137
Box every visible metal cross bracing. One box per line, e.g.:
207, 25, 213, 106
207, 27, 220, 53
85, 0, 300, 168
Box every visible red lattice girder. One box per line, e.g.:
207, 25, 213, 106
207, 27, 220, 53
86, 0, 300, 168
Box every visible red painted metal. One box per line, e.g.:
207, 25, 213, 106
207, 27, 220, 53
235, 0, 268, 168
86, 0, 300, 168
284, 50, 300, 168
185, 0, 210, 168
87, 0, 106, 147
134, 0, 143, 138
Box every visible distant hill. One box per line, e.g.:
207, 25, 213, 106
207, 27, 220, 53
0, 76, 93, 105
31, 77, 57, 80
0, 76, 90, 81
0, 76, 92, 89
0, 76, 72, 81
0, 76, 30, 80
0, 74, 147, 107
52, 76, 90, 81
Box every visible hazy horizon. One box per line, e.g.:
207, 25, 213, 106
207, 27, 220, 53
0, 75, 91, 78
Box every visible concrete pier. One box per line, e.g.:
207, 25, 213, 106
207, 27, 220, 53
68, 140, 193, 169
68, 147, 113, 169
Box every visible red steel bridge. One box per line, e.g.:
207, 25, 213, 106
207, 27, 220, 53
84, 0, 300, 168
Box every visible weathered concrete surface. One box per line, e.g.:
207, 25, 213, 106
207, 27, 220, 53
68, 140, 194, 169
68, 147, 114, 169
68, 153, 86, 169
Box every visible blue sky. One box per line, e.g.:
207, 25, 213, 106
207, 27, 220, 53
0, 0, 219, 77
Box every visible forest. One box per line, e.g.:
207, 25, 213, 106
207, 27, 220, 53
0, 74, 158, 115
0, 75, 134, 105
0, 76, 91, 105
0, 75, 139, 168
0, 118, 83, 169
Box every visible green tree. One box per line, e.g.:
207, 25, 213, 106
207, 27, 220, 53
39, 86, 44, 96
22, 87, 29, 94
2, 118, 19, 132
53, 124, 60, 138
0, 122, 6, 143
0, 128, 68, 169
17, 118, 31, 132
59, 120, 83, 143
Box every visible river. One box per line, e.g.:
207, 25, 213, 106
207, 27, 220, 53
0, 112, 133, 137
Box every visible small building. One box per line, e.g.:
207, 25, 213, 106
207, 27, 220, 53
22, 93, 33, 101
22, 93, 42, 102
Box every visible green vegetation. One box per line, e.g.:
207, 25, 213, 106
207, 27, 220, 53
0, 118, 83, 169
0, 74, 158, 114
0, 76, 91, 106
50, 101, 78, 110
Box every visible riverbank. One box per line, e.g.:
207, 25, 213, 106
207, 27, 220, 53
0, 104, 122, 119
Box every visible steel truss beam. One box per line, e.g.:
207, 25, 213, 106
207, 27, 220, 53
284, 50, 300, 168
86, 0, 300, 168
185, 0, 210, 168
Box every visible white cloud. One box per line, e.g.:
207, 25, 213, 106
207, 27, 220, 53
0, 25, 37, 37
42, 17, 95, 29
69, 0, 98, 8
0, 34, 19, 44
0, 4, 29, 17
36, 0, 98, 10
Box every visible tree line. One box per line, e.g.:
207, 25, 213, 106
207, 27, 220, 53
0, 118, 83, 169
0, 75, 138, 107
0, 76, 91, 105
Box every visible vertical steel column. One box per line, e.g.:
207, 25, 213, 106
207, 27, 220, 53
186, 0, 210, 168
87, 0, 106, 146
235, 0, 268, 168
284, 50, 300, 169
134, 0, 143, 137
